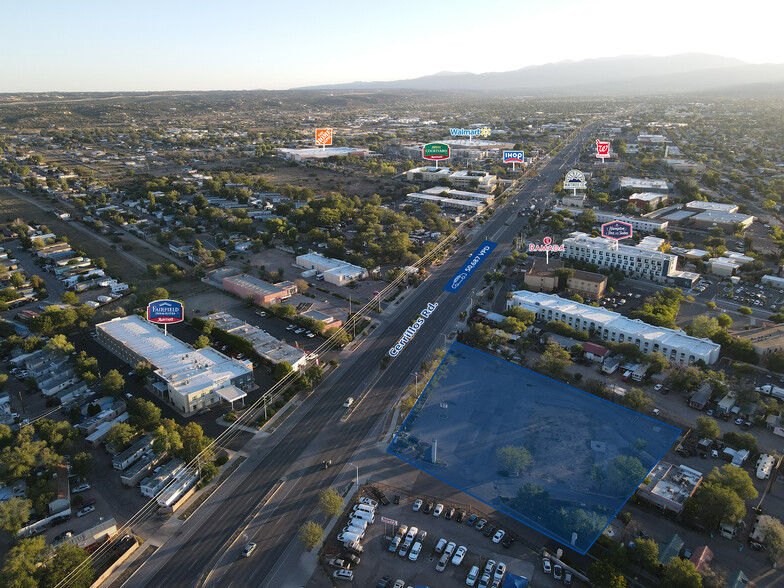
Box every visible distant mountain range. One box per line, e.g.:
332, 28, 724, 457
297, 53, 784, 94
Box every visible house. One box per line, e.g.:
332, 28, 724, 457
657, 533, 684, 565
688, 383, 713, 410
580, 342, 609, 363
637, 463, 702, 515
689, 545, 713, 571
725, 570, 750, 588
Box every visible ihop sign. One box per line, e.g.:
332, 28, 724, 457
601, 220, 633, 241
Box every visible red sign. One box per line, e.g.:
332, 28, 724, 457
315, 128, 332, 146
596, 140, 610, 159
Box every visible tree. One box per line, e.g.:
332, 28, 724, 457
297, 521, 324, 551
44, 334, 74, 355
34, 419, 76, 452
38, 543, 94, 588
716, 313, 732, 328
106, 422, 137, 450
687, 483, 746, 530
193, 335, 210, 349
60, 291, 79, 305
690, 316, 719, 339
0, 497, 31, 536
71, 452, 93, 478
127, 398, 161, 431
0, 374, 6, 392
623, 388, 654, 413
272, 361, 294, 382
763, 516, 784, 566
100, 369, 125, 395
705, 464, 758, 500
294, 278, 309, 293
538, 341, 572, 378
722, 431, 757, 452
738, 306, 752, 315
628, 537, 658, 569
662, 557, 703, 588
495, 445, 533, 475
317, 488, 343, 517
695, 417, 720, 440
180, 422, 206, 462
606, 455, 647, 493
0, 536, 49, 588
504, 306, 536, 324
586, 560, 626, 588
152, 419, 183, 455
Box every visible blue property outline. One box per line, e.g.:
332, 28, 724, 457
387, 342, 681, 554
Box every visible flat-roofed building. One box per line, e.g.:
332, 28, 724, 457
222, 274, 296, 306
523, 258, 562, 293
637, 462, 703, 514
618, 177, 670, 193
421, 186, 494, 205
684, 200, 739, 214
691, 210, 755, 232
96, 315, 254, 415
208, 312, 307, 370
140, 459, 185, 498
295, 252, 368, 286
553, 208, 669, 233
447, 170, 498, 193
629, 192, 668, 209
507, 291, 721, 364
567, 270, 608, 299
277, 147, 370, 162
762, 274, 784, 290
736, 324, 784, 357
562, 232, 678, 283
408, 193, 485, 213
406, 166, 452, 182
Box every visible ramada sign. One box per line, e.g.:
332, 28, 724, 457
602, 220, 633, 241
528, 236, 564, 253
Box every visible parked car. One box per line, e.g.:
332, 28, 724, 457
494, 562, 507, 581
475, 518, 487, 531
478, 573, 491, 588
72, 483, 90, 493
483, 524, 496, 537
483, 559, 496, 575
376, 576, 391, 588
492, 529, 505, 543
408, 541, 422, 561
423, 501, 434, 514
501, 534, 515, 548
444, 506, 455, 519
466, 565, 480, 586
456, 509, 466, 523
54, 530, 74, 542
444, 541, 457, 558
466, 514, 477, 526
452, 545, 467, 565
553, 564, 563, 580
333, 569, 353, 581
412, 498, 423, 512
76, 505, 95, 518
435, 538, 447, 554
340, 553, 360, 565
359, 497, 378, 509
433, 503, 444, 517
564, 570, 573, 586
388, 535, 401, 552
542, 558, 552, 574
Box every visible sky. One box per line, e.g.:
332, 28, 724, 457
2, 0, 782, 92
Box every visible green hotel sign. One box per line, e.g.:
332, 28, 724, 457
422, 142, 450, 161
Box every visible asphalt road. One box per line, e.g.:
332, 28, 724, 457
128, 120, 604, 588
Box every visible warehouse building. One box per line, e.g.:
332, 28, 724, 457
277, 147, 370, 162
506, 291, 721, 364
295, 252, 368, 286
762, 274, 784, 290
735, 324, 784, 358
96, 315, 254, 415
684, 200, 739, 214
562, 232, 678, 282
222, 274, 296, 306
691, 211, 755, 232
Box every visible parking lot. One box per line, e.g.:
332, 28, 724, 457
318, 488, 538, 587
718, 281, 784, 312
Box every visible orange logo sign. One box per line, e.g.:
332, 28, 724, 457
315, 128, 332, 145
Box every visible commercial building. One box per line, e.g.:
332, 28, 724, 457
277, 147, 370, 162
507, 291, 721, 364
523, 258, 562, 292
222, 274, 296, 306
684, 200, 738, 214
208, 312, 307, 370
628, 192, 668, 209
762, 274, 784, 290
618, 177, 670, 193
567, 270, 608, 299
553, 208, 669, 234
735, 324, 784, 357
408, 193, 486, 213
295, 252, 368, 286
665, 159, 705, 172
562, 232, 677, 283
96, 315, 254, 415
636, 462, 703, 515
421, 186, 494, 205
406, 166, 452, 183
691, 211, 755, 232
406, 167, 498, 193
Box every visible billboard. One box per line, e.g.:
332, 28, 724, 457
596, 140, 610, 159
422, 143, 450, 161
503, 151, 525, 163
564, 169, 586, 190
443, 240, 497, 293
602, 220, 633, 241
146, 299, 184, 324
314, 128, 332, 146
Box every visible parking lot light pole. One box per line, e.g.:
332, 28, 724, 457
347, 462, 359, 489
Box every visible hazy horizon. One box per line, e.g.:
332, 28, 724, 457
2, 0, 783, 93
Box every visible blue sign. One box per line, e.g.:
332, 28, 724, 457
503, 150, 524, 163
443, 240, 497, 293
146, 299, 184, 324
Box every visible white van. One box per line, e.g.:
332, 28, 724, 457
353, 504, 374, 515
346, 518, 368, 531
351, 510, 374, 524
342, 525, 365, 538
338, 532, 361, 544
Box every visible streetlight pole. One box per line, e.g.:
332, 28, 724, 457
348, 462, 359, 489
